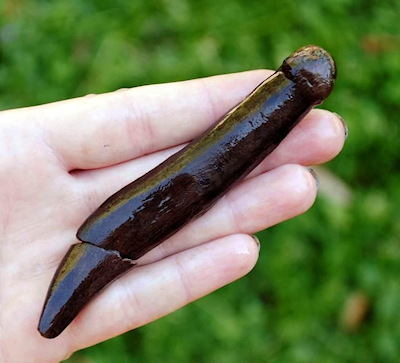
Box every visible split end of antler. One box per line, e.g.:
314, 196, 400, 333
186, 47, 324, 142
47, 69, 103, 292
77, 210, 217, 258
38, 243, 135, 339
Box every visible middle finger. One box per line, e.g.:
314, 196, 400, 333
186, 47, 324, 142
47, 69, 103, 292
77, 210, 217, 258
74, 108, 345, 213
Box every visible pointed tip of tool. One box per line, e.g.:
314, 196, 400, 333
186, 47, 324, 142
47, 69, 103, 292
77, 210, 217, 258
38, 243, 135, 339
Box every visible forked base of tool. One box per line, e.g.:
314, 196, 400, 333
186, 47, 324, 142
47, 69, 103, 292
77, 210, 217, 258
38, 243, 135, 339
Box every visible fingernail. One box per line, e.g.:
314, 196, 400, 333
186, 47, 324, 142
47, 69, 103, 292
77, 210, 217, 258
307, 167, 320, 190
333, 112, 348, 140
252, 235, 261, 251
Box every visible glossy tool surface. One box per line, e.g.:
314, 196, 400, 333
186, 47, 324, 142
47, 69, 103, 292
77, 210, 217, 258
39, 45, 336, 338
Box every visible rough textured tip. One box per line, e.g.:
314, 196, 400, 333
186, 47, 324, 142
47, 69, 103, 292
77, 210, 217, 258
38, 243, 135, 339
280, 45, 336, 104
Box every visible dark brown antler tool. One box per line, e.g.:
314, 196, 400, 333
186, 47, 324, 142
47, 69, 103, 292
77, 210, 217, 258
39, 45, 336, 338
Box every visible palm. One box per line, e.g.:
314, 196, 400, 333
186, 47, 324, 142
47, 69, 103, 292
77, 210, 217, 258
0, 70, 345, 362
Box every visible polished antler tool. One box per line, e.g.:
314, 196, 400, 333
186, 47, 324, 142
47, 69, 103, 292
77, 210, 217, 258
39, 45, 336, 338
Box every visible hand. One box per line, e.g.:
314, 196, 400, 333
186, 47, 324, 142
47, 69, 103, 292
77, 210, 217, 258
0, 70, 346, 362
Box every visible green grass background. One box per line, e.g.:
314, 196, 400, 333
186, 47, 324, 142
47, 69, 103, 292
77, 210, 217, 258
1, 0, 400, 361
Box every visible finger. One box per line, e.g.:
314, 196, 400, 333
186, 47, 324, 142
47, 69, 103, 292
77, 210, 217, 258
67, 234, 259, 352
74, 163, 316, 267
248, 109, 346, 177
138, 164, 317, 265
73, 109, 342, 214
8, 70, 272, 171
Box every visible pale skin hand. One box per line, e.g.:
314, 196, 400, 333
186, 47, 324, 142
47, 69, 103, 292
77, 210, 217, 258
0, 70, 346, 362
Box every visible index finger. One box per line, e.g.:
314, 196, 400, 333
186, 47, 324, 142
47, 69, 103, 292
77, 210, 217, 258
4, 70, 273, 171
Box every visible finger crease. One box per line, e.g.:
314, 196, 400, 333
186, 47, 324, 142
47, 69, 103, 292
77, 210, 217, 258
38, 126, 69, 171
117, 278, 142, 330
124, 93, 155, 157
200, 79, 219, 122
224, 194, 244, 235
139, 108, 156, 155
174, 255, 194, 304
158, 241, 171, 261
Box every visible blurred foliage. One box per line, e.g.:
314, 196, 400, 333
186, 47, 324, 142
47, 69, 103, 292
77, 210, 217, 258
1, 0, 400, 362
